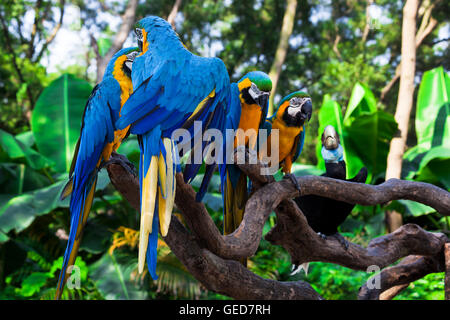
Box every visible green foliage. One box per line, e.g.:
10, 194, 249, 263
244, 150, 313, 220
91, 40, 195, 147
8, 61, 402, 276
395, 273, 445, 300
31, 74, 93, 173
316, 83, 398, 181
302, 262, 368, 300
1, 0, 449, 301
403, 67, 450, 189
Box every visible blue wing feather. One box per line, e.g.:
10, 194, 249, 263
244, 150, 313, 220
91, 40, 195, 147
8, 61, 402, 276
292, 127, 306, 163
57, 79, 119, 293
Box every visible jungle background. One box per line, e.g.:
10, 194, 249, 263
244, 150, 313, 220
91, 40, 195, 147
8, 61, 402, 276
0, 0, 449, 300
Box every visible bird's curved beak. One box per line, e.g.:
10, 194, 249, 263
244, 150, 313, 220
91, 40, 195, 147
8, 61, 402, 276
255, 92, 270, 109
300, 99, 312, 122
322, 125, 340, 150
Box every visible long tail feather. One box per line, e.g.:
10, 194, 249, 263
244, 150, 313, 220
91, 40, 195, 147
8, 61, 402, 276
146, 203, 159, 280
138, 154, 158, 274
55, 175, 97, 299
159, 138, 175, 237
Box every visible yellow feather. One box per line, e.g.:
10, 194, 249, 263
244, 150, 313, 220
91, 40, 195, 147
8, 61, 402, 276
186, 89, 215, 122
159, 139, 175, 237
138, 155, 158, 274
158, 152, 167, 199
60, 178, 73, 200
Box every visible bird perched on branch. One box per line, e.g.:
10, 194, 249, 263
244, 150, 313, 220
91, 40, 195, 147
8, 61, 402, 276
217, 72, 272, 267
292, 125, 368, 275
259, 91, 312, 187
56, 47, 139, 299
115, 16, 231, 279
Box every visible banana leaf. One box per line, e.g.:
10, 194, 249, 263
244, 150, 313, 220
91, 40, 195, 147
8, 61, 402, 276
31, 74, 92, 173
343, 82, 377, 126
0, 129, 53, 170
402, 67, 449, 189
415, 66, 450, 149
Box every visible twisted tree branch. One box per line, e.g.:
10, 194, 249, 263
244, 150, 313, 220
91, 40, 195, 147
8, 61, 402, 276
105, 154, 450, 300
358, 253, 446, 300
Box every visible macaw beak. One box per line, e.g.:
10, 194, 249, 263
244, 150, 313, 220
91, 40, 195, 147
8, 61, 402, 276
138, 39, 143, 52
300, 99, 312, 122
255, 93, 269, 109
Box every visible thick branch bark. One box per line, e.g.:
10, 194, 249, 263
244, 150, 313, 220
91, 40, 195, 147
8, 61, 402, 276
106, 161, 322, 299
164, 215, 322, 300
106, 155, 449, 300
358, 253, 446, 300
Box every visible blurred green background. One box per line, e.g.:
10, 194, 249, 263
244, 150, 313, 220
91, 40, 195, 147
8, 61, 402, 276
0, 0, 449, 300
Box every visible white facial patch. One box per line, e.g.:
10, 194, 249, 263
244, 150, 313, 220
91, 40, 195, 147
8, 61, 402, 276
248, 83, 260, 100
125, 61, 133, 71
287, 105, 301, 117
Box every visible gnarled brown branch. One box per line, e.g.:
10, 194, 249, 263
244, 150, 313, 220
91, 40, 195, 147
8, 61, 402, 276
106, 155, 450, 300
358, 253, 446, 300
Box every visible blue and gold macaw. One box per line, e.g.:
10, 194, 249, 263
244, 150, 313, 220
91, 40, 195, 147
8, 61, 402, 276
261, 91, 312, 184
217, 71, 272, 265
55, 47, 139, 299
114, 16, 231, 278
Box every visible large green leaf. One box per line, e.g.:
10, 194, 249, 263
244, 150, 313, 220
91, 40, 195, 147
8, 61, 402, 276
343, 82, 377, 126
0, 163, 50, 194
415, 66, 450, 148
316, 94, 365, 178
402, 67, 450, 188
31, 74, 92, 173
345, 110, 398, 180
0, 129, 53, 170
89, 252, 147, 300
316, 95, 347, 171
0, 180, 69, 241
396, 199, 435, 217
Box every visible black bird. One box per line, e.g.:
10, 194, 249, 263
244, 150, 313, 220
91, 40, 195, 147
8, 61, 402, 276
291, 125, 367, 275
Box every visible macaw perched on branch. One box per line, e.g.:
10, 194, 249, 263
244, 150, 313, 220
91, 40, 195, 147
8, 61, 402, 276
115, 16, 231, 279
55, 47, 139, 299
260, 91, 312, 188
213, 71, 272, 265
292, 125, 367, 275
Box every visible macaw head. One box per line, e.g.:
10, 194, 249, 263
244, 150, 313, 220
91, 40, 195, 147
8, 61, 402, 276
134, 16, 177, 53
275, 91, 312, 128
321, 125, 340, 150
237, 71, 272, 110
104, 47, 139, 81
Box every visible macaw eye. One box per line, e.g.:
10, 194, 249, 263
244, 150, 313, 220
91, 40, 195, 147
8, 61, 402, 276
289, 97, 302, 108
135, 28, 143, 40
126, 51, 139, 61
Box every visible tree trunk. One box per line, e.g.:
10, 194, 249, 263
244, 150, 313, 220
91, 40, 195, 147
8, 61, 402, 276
268, 0, 297, 116
385, 0, 419, 233
167, 0, 183, 29
380, 0, 437, 101
95, 0, 138, 82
